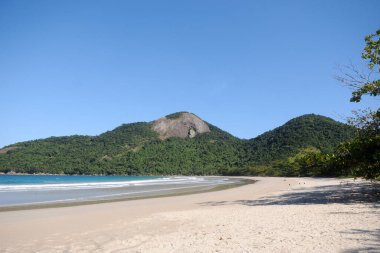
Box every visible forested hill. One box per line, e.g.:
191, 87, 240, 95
243, 114, 355, 164
0, 112, 355, 175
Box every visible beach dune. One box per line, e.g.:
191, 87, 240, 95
0, 177, 379, 252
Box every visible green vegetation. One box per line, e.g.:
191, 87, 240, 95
0, 114, 355, 176
331, 28, 380, 180
243, 114, 354, 164
351, 28, 380, 102
2, 30, 378, 179
250, 28, 379, 180
255, 28, 380, 180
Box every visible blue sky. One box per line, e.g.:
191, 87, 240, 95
0, 0, 379, 147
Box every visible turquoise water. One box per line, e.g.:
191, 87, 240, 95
0, 175, 239, 208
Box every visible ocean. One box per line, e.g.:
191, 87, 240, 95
0, 175, 240, 208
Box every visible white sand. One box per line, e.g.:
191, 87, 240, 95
0, 177, 379, 253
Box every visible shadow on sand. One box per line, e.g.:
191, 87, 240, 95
199, 181, 380, 252
199, 181, 380, 207
339, 228, 380, 253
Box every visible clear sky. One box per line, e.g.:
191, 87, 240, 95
0, 0, 379, 148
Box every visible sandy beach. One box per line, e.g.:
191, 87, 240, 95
0, 177, 379, 253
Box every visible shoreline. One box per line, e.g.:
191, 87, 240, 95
1, 177, 379, 252
0, 178, 255, 212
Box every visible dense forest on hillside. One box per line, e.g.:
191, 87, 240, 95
244, 114, 355, 163
0, 113, 356, 176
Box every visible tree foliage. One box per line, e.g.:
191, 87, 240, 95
331, 28, 380, 179
243, 114, 354, 164
0, 114, 354, 176
351, 28, 380, 102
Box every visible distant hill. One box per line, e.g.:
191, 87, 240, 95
243, 114, 356, 164
0, 112, 355, 175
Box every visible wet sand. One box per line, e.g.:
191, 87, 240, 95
0, 177, 379, 252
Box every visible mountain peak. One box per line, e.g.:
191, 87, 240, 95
152, 112, 210, 140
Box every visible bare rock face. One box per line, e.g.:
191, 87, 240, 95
152, 112, 210, 140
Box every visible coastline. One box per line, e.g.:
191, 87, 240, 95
0, 177, 254, 212
0, 177, 379, 252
